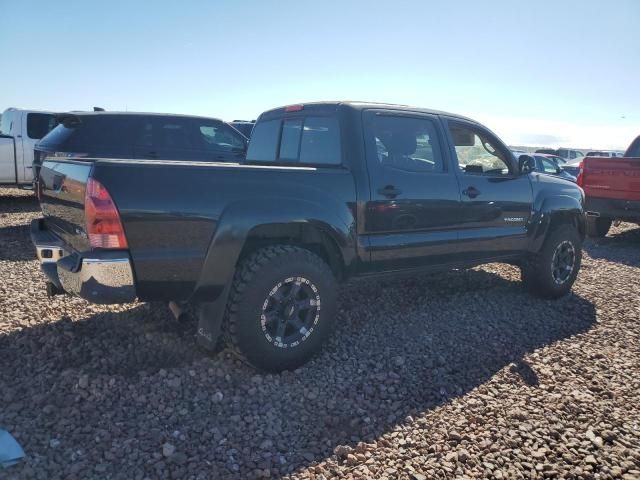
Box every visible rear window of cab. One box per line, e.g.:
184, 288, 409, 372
246, 116, 341, 166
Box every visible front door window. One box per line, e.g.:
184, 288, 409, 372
448, 123, 512, 175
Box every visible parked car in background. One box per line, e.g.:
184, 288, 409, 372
561, 159, 582, 177
530, 154, 576, 182
230, 120, 255, 138
535, 148, 584, 162
578, 135, 640, 236
585, 150, 626, 158
35, 112, 248, 171
0, 108, 57, 188
32, 101, 586, 372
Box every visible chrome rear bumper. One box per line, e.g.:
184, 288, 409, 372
31, 219, 136, 304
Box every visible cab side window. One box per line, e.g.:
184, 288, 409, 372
368, 115, 444, 173
448, 123, 512, 175
246, 116, 341, 166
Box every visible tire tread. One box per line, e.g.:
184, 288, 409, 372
223, 245, 331, 367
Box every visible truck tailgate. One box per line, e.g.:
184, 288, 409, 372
38, 160, 93, 252
583, 157, 640, 201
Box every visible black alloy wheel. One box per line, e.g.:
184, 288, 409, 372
551, 240, 576, 285
261, 276, 321, 348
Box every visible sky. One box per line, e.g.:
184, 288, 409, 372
1, 0, 638, 150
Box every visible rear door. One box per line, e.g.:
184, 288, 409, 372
443, 118, 533, 260
362, 110, 463, 271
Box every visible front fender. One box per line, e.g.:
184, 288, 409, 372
191, 196, 355, 302
529, 194, 585, 252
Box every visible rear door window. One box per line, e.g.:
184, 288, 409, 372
133, 116, 246, 161
27, 113, 57, 139
247, 116, 341, 166
368, 115, 445, 173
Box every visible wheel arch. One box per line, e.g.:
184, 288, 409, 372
529, 194, 585, 252
191, 198, 355, 303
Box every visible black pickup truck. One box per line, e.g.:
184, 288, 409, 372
32, 102, 586, 371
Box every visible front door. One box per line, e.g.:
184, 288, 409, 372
362, 110, 463, 272
443, 118, 533, 262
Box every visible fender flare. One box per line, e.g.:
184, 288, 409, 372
529, 194, 585, 252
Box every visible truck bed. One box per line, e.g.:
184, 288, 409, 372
37, 158, 356, 301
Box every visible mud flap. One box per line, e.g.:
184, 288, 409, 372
196, 282, 232, 351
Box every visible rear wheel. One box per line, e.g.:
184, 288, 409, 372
521, 225, 582, 299
586, 216, 611, 238
223, 245, 337, 372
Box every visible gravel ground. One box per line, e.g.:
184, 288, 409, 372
1, 187, 639, 480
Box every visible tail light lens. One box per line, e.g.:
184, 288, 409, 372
84, 178, 128, 249
576, 161, 585, 187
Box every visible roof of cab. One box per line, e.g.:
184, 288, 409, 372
258, 101, 476, 122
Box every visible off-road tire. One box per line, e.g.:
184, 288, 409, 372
223, 245, 337, 372
586, 216, 611, 238
521, 225, 582, 299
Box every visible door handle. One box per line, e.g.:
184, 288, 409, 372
378, 185, 402, 198
462, 186, 480, 198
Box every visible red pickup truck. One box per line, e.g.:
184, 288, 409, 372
579, 136, 640, 237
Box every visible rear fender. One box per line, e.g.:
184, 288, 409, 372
192, 198, 355, 303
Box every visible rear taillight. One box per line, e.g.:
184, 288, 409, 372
84, 178, 128, 249
576, 161, 585, 187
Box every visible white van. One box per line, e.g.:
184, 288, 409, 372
0, 108, 57, 188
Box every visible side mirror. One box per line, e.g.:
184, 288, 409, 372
518, 155, 535, 174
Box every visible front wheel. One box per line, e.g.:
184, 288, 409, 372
521, 225, 582, 299
223, 245, 337, 372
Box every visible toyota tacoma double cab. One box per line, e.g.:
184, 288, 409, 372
32, 102, 586, 371
578, 135, 640, 237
